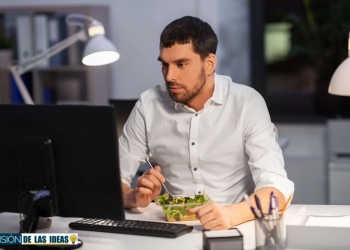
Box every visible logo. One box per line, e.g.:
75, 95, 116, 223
70, 235, 77, 244
0, 233, 79, 245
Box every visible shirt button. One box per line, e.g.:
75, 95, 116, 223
198, 191, 201, 194
195, 113, 198, 116
192, 142, 195, 145
194, 168, 197, 171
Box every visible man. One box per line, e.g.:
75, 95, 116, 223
119, 16, 294, 230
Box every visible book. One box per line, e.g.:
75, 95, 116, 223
15, 15, 33, 63
67, 16, 84, 65
33, 14, 49, 68
10, 72, 33, 104
48, 14, 68, 66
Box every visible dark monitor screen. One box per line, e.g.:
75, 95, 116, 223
0, 104, 124, 221
109, 99, 150, 188
109, 99, 137, 138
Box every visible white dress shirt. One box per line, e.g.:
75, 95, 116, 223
119, 74, 294, 204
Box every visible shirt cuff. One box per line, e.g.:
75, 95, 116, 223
254, 174, 295, 204
121, 178, 131, 186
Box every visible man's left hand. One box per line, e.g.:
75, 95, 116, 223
187, 202, 232, 230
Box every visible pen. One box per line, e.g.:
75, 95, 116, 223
245, 194, 273, 245
268, 191, 274, 215
243, 194, 261, 218
272, 195, 281, 244
267, 192, 275, 228
270, 194, 277, 219
274, 196, 279, 219
254, 194, 263, 216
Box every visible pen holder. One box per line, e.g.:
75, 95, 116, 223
255, 216, 285, 250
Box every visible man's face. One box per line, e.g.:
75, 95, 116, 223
158, 43, 206, 104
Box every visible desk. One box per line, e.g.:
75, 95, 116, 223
1, 204, 350, 250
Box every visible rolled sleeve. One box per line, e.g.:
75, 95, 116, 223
243, 93, 294, 201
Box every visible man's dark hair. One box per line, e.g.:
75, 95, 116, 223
160, 16, 218, 60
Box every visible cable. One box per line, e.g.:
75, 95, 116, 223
17, 190, 51, 233
25, 197, 35, 233
17, 191, 28, 233
28, 190, 51, 232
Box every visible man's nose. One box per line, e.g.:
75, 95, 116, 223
165, 65, 177, 82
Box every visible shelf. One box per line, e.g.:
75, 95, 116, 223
0, 66, 87, 73
0, 5, 111, 105
35, 65, 87, 72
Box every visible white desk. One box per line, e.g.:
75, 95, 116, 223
1, 204, 350, 250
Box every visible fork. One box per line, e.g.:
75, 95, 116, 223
145, 158, 174, 200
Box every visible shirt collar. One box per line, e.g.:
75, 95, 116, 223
211, 73, 224, 105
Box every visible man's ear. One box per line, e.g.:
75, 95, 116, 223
205, 53, 217, 75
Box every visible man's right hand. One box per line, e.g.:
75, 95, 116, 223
122, 166, 165, 208
132, 166, 165, 207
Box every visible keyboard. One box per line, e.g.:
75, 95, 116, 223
69, 218, 194, 238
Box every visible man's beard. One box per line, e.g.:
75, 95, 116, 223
166, 67, 206, 104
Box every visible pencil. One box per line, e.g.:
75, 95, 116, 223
280, 195, 293, 216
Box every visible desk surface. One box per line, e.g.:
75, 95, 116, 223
1, 204, 350, 250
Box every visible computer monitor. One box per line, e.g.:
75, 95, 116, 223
108, 99, 147, 187
108, 99, 137, 138
0, 104, 125, 229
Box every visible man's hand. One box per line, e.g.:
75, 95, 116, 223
187, 188, 288, 230
133, 166, 164, 207
187, 202, 233, 230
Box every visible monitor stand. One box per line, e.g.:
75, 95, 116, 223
16, 137, 59, 233
13, 193, 83, 249
37, 217, 52, 229
20, 216, 52, 232
19, 193, 53, 233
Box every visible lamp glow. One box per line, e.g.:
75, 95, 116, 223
82, 51, 120, 66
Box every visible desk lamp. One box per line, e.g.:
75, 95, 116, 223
328, 33, 350, 96
9, 13, 120, 104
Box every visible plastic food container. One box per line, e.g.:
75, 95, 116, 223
156, 194, 210, 222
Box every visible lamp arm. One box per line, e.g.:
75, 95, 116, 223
8, 28, 87, 105
14, 29, 87, 75
9, 66, 34, 104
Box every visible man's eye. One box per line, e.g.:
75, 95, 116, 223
161, 63, 168, 68
177, 63, 185, 68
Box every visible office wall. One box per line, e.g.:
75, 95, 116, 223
276, 124, 327, 205
216, 0, 250, 86
0, 0, 250, 100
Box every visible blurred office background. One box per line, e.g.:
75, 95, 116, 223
0, 0, 350, 205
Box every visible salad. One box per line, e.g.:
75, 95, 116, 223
156, 193, 210, 222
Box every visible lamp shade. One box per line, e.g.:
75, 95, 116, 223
82, 35, 120, 66
328, 58, 350, 96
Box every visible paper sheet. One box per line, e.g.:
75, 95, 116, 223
306, 215, 350, 228
204, 229, 241, 238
